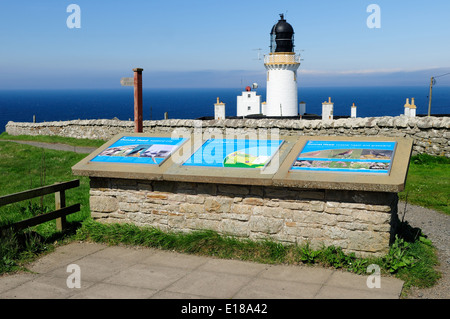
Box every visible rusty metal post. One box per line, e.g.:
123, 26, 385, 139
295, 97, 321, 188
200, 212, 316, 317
133, 68, 143, 133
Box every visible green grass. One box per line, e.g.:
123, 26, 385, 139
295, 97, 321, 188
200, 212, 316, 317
0, 141, 92, 272
0, 132, 106, 148
394, 237, 441, 292
0, 136, 446, 296
399, 154, 450, 215
0, 141, 91, 224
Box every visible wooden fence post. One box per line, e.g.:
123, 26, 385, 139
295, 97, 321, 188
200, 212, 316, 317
55, 189, 66, 231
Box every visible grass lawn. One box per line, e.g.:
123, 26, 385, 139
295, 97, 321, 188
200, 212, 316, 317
399, 154, 450, 215
0, 141, 91, 259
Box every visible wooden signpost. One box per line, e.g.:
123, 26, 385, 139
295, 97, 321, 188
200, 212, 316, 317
120, 68, 144, 133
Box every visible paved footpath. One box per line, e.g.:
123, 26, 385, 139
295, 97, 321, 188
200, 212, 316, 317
0, 242, 404, 299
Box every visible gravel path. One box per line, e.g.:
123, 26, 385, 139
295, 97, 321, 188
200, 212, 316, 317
0, 139, 97, 154
398, 202, 450, 299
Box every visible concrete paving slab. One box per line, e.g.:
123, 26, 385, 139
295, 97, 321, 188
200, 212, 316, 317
88, 245, 155, 263
322, 270, 404, 298
104, 263, 191, 290
259, 264, 335, 285
0, 273, 39, 294
141, 250, 208, 270
54, 256, 133, 282
315, 285, 394, 299
197, 258, 269, 276
0, 242, 404, 300
233, 278, 322, 299
150, 290, 211, 299
27, 242, 105, 273
165, 270, 253, 299
70, 282, 158, 299
325, 270, 372, 290
0, 274, 86, 299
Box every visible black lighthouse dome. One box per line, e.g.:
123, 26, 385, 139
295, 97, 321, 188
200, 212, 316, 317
270, 14, 295, 53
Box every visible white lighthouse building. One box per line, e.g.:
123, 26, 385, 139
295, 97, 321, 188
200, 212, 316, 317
264, 14, 301, 117
236, 14, 301, 118
236, 85, 262, 117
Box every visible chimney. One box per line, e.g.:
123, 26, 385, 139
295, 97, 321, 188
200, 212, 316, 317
299, 101, 306, 116
322, 97, 334, 120
404, 98, 410, 117
214, 97, 226, 120
409, 98, 417, 117
351, 103, 357, 118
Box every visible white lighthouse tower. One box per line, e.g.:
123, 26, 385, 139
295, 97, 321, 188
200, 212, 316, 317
264, 14, 301, 117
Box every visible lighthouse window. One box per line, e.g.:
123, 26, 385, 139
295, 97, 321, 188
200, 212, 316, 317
248, 106, 251, 110
248, 94, 251, 98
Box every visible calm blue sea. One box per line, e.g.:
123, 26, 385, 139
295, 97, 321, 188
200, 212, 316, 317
0, 87, 449, 133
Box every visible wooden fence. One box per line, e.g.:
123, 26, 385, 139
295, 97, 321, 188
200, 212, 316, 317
0, 179, 80, 232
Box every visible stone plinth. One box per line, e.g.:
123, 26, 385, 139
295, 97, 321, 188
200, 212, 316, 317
89, 177, 399, 257
73, 133, 412, 258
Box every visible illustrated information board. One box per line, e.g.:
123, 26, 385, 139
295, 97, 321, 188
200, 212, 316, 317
90, 136, 188, 165
183, 138, 284, 169
290, 140, 397, 174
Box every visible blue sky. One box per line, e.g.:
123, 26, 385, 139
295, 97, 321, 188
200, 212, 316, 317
0, 0, 449, 89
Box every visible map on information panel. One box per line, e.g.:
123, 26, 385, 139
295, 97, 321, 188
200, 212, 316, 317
183, 138, 284, 169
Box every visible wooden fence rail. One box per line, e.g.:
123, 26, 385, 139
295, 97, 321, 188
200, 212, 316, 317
0, 179, 80, 232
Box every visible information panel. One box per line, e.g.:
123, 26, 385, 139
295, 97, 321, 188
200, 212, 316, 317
290, 140, 397, 174
90, 136, 188, 166
73, 133, 412, 192
182, 138, 284, 169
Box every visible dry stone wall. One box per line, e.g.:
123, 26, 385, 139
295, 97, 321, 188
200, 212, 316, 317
6, 116, 450, 157
90, 177, 400, 257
